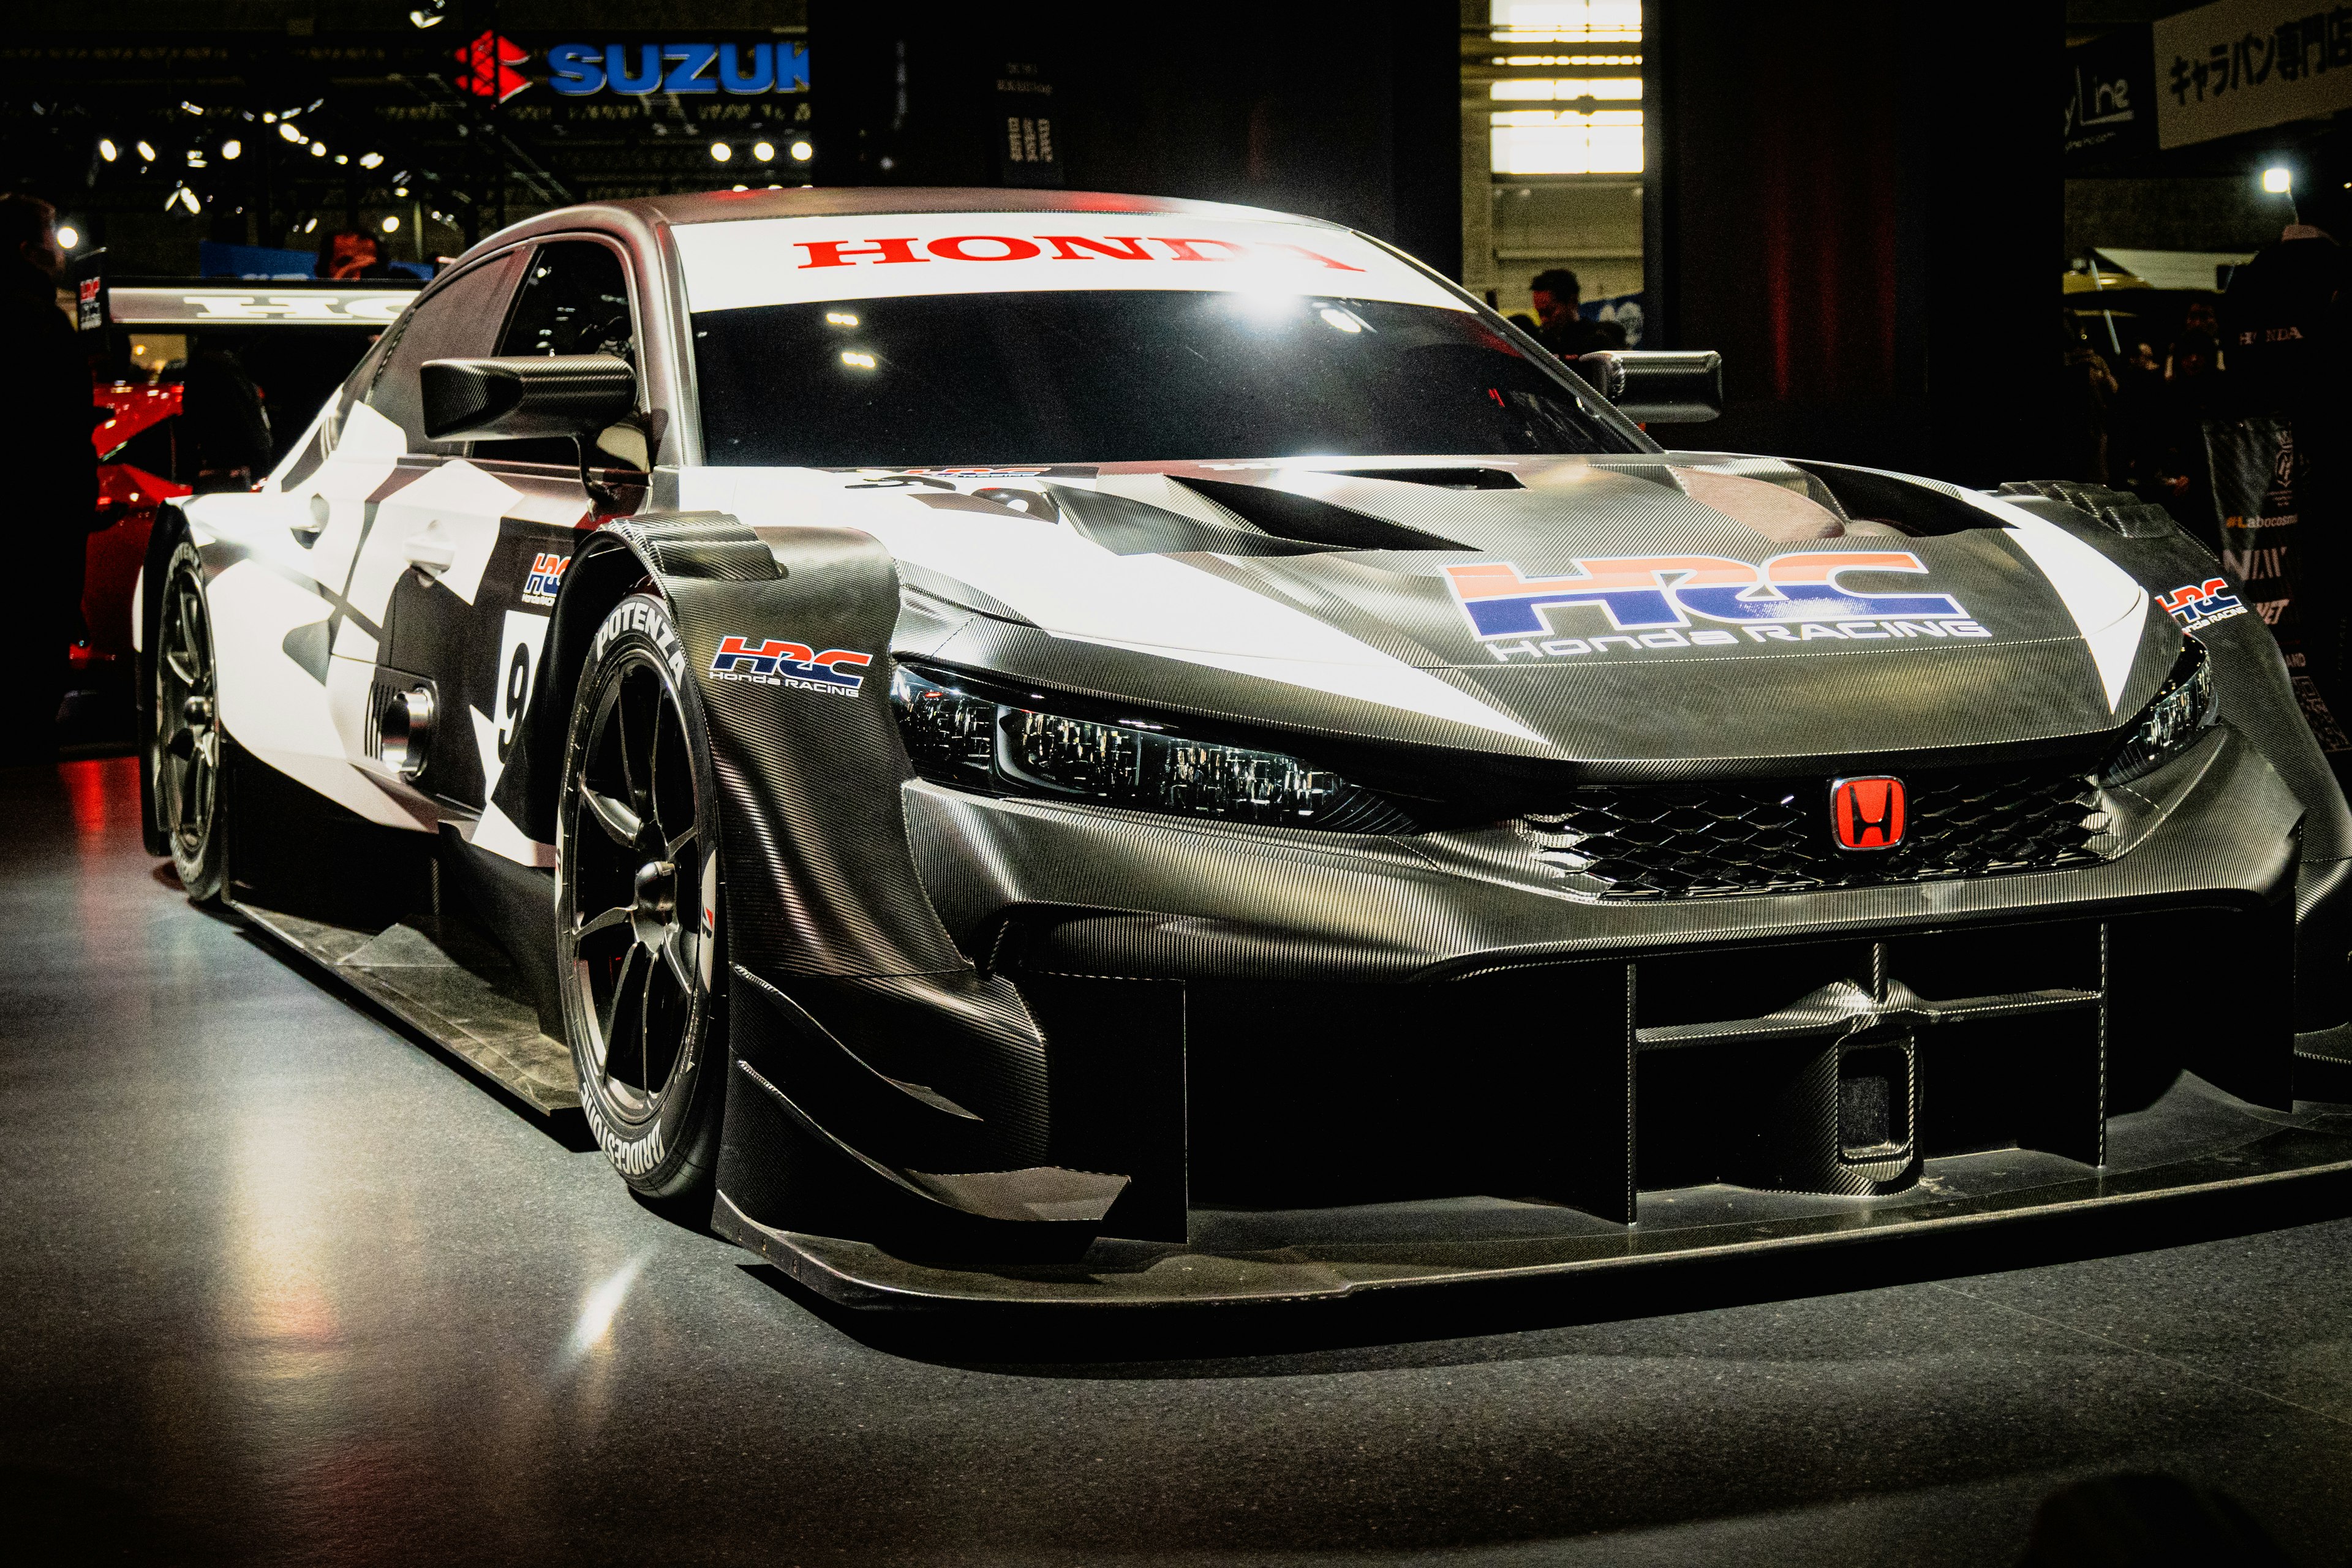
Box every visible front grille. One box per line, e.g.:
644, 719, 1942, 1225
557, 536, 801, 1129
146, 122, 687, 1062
1520, 765, 2110, 899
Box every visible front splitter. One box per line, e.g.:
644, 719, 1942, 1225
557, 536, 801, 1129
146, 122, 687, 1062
714, 1071, 2352, 1311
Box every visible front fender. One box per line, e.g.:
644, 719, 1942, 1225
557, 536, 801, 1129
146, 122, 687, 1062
499, 514, 1105, 1243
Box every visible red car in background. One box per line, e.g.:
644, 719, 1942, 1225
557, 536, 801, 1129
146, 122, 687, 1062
84, 381, 190, 679
69, 276, 420, 734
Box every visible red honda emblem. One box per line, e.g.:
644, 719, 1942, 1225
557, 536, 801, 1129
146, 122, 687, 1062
1831, 776, 1905, 851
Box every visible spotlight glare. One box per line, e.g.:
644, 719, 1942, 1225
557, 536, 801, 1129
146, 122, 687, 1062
710, 140, 733, 162
752, 140, 775, 161
359, 151, 383, 169
221, 138, 241, 159
279, 122, 303, 143
97, 138, 117, 162
55, 225, 80, 250
310, 141, 328, 158
381, 214, 401, 233
393, 186, 409, 197
2263, 165, 2293, 194
135, 140, 157, 161
302, 217, 318, 233
788, 139, 813, 162
334, 154, 348, 165
840, 351, 876, 369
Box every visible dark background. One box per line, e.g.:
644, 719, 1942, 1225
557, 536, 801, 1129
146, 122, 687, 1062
0, 2, 2307, 497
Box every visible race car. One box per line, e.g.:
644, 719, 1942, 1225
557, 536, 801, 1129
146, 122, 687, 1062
141, 189, 2352, 1310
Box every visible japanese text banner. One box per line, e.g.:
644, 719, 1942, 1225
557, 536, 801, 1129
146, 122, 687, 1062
2154, 0, 2352, 149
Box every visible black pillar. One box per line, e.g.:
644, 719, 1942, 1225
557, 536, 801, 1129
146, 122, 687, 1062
810, 2, 1463, 278
1645, 1, 2056, 486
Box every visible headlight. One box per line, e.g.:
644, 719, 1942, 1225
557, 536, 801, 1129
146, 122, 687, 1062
2100, 639, 2215, 785
891, 665, 1414, 831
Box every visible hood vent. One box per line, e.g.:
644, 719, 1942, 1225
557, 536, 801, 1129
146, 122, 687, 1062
1176, 476, 1472, 552
1321, 467, 1525, 491
1793, 461, 2008, 538
1046, 483, 1329, 557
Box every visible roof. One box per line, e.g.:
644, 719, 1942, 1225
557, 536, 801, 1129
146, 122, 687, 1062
458, 187, 1343, 271
629, 187, 1324, 229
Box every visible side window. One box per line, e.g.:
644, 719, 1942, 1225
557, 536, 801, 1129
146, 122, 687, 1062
474, 239, 639, 467
362, 254, 523, 453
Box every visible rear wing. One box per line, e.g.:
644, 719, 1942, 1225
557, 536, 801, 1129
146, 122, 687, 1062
92, 276, 421, 329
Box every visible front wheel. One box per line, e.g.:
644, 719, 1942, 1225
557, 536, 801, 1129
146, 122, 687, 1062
557, 594, 726, 1199
151, 539, 227, 902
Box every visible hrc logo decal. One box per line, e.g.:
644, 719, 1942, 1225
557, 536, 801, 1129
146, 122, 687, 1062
2155, 578, 2245, 632
708, 634, 873, 694
521, 551, 570, 605
1445, 553, 1971, 638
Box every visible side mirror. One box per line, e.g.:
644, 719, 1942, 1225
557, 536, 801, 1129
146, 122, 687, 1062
420, 354, 637, 442
1577, 350, 1723, 424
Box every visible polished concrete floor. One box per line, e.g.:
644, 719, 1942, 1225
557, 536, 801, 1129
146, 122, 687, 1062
8, 756, 2352, 1564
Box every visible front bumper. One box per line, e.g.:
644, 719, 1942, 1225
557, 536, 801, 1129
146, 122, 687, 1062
715, 722, 2352, 1308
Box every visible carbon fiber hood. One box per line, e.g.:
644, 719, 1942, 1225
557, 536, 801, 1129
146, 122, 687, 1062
704, 454, 2176, 766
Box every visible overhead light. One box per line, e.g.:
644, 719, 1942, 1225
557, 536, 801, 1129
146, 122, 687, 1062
185, 149, 202, 165
169, 186, 200, 214
730, 183, 747, 191
97, 138, 117, 162
393, 185, 409, 197
181, 100, 203, 115
334, 154, 349, 165
303, 217, 318, 233
752, 140, 775, 161
310, 141, 328, 158
359, 151, 383, 169
262, 112, 277, 124
55, 225, 80, 250
840, 350, 876, 369
409, 0, 448, 26
221, 138, 241, 159
788, 140, 813, 162
135, 139, 157, 161
2263, 165, 2293, 194
381, 214, 401, 233
824, 311, 859, 326
279, 122, 304, 144
709, 141, 733, 162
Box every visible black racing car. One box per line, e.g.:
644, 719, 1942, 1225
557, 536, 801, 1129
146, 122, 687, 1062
145, 188, 2352, 1309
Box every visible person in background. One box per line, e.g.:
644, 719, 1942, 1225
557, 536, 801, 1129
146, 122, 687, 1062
2221, 135, 2352, 728
1528, 267, 1627, 360
2154, 323, 2223, 552
0, 193, 96, 765
2059, 313, 2118, 486
315, 230, 393, 281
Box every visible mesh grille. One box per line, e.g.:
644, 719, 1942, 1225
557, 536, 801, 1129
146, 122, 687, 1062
1520, 766, 2109, 899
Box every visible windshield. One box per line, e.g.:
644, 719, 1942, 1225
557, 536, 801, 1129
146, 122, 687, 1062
691, 290, 1649, 467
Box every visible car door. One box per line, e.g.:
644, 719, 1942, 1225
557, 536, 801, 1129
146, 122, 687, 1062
452, 235, 652, 860
325, 249, 535, 817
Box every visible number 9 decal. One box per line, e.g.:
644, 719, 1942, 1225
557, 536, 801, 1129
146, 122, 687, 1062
494, 611, 550, 774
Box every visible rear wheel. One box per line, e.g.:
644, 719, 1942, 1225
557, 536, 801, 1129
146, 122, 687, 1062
151, 540, 227, 902
557, 594, 726, 1198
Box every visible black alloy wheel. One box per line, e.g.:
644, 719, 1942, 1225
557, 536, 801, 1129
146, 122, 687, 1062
153, 541, 227, 901
557, 594, 725, 1197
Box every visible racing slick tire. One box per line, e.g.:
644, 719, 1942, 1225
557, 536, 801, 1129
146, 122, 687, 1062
557, 594, 728, 1199
149, 538, 228, 903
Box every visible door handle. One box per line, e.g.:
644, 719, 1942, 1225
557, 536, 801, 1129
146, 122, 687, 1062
403, 530, 456, 575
